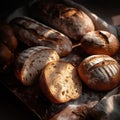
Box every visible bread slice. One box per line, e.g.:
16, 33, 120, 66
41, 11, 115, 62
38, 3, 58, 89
14, 46, 60, 86
39, 61, 82, 103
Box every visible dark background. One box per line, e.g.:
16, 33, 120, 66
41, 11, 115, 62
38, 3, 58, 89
0, 0, 119, 120
0, 83, 39, 120
0, 1, 44, 120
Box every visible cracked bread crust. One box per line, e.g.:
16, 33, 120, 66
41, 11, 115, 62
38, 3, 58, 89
29, 1, 95, 41
10, 16, 72, 57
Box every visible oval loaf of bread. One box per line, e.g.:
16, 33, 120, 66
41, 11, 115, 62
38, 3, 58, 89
10, 16, 72, 57
81, 30, 120, 56
29, 1, 95, 41
78, 55, 120, 91
39, 61, 82, 103
15, 46, 60, 86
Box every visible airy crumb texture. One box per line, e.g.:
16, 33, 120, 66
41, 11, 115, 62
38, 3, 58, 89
15, 46, 60, 86
39, 61, 82, 103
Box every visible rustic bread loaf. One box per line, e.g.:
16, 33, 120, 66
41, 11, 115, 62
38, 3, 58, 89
29, 1, 95, 41
39, 61, 82, 103
0, 43, 14, 72
14, 46, 60, 86
78, 55, 120, 91
10, 16, 72, 57
0, 22, 18, 52
81, 30, 120, 56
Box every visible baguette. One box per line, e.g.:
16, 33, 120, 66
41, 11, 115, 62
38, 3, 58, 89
29, 1, 95, 41
15, 46, 60, 86
39, 61, 82, 103
78, 55, 120, 91
10, 16, 72, 57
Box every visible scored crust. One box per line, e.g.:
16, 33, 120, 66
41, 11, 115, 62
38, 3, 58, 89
39, 61, 82, 103
78, 55, 120, 91
81, 30, 120, 56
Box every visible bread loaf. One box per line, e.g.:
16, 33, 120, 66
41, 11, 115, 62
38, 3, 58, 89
0, 43, 14, 72
81, 30, 120, 56
39, 61, 82, 103
0, 23, 18, 52
10, 16, 72, 57
78, 55, 120, 91
15, 46, 60, 86
29, 1, 95, 41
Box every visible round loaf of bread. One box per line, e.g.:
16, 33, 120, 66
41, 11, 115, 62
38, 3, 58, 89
15, 46, 60, 86
39, 61, 82, 103
78, 55, 120, 91
0, 43, 14, 72
81, 30, 120, 56
29, 1, 95, 41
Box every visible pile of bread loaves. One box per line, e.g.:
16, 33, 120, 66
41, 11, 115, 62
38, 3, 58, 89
0, 0, 120, 119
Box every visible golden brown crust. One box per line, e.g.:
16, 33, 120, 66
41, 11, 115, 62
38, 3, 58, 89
81, 30, 120, 56
78, 55, 120, 91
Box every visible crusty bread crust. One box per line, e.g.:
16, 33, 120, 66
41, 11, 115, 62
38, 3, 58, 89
39, 61, 82, 103
10, 16, 72, 57
29, 1, 95, 41
81, 30, 120, 56
78, 55, 120, 91
15, 46, 60, 86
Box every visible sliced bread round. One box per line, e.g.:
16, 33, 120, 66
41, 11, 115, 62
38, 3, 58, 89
14, 46, 60, 86
39, 61, 82, 103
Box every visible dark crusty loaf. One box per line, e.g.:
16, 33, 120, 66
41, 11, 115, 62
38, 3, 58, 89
10, 16, 72, 57
0, 43, 14, 72
29, 1, 95, 41
0, 22, 18, 52
15, 46, 60, 86
78, 55, 120, 91
39, 61, 82, 103
81, 30, 120, 56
